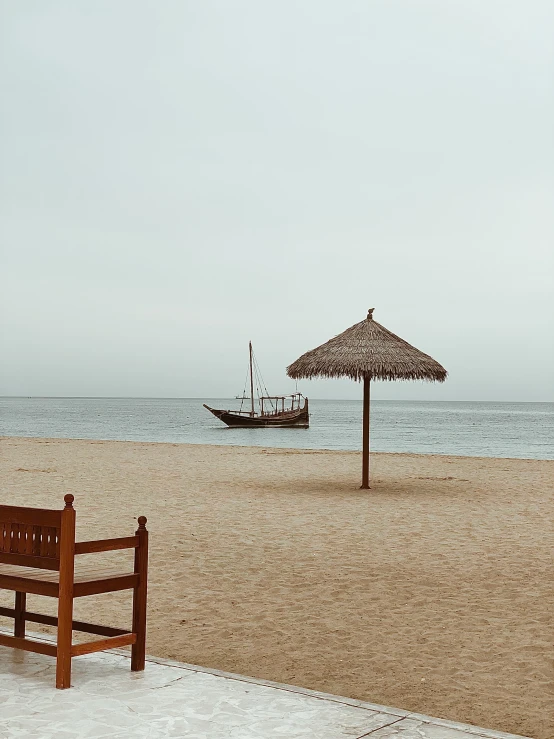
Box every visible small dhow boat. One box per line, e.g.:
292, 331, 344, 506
204, 342, 309, 428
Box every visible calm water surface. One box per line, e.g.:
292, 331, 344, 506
1, 398, 552, 460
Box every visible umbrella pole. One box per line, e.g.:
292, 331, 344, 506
361, 375, 370, 489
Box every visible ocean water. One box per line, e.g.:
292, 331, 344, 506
0, 397, 552, 460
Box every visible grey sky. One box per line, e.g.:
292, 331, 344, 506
1, 1, 553, 400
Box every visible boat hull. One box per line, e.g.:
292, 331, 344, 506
203, 401, 309, 428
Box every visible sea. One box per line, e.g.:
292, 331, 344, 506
0, 397, 552, 460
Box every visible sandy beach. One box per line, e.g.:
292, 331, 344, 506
1, 437, 552, 738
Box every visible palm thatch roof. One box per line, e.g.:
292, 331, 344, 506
287, 309, 447, 383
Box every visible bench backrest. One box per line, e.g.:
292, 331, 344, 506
0, 504, 65, 571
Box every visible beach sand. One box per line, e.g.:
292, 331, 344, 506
1, 437, 552, 738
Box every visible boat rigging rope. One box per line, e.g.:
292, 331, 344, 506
237, 346, 280, 414
238, 365, 250, 413
251, 350, 275, 412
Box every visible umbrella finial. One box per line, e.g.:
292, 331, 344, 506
367, 308, 375, 320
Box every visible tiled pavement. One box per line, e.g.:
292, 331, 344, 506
0, 633, 531, 739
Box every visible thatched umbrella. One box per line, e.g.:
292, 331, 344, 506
286, 309, 447, 489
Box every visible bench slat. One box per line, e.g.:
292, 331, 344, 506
0, 572, 59, 596
0, 564, 139, 597
74, 573, 139, 598
75, 536, 139, 554
0, 506, 61, 528
0, 607, 130, 637
0, 633, 58, 657
0, 564, 136, 582
0, 518, 60, 569
0, 552, 60, 570
71, 633, 136, 657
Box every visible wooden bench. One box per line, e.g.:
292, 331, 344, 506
0, 494, 148, 689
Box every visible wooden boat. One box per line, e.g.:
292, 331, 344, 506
204, 342, 309, 428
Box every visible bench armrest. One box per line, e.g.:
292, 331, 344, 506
74, 536, 139, 555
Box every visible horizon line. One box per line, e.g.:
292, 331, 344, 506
1, 396, 552, 404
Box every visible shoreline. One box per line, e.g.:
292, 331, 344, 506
1, 437, 552, 738
1, 436, 552, 463
1, 396, 552, 402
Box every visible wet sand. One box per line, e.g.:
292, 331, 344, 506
1, 437, 552, 738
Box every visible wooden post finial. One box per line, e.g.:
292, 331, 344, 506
137, 516, 147, 531
367, 308, 375, 320
64, 494, 74, 508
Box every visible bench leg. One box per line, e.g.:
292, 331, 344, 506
14, 592, 26, 638
131, 578, 147, 671
131, 522, 148, 672
56, 592, 74, 689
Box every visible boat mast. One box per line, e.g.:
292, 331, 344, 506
249, 341, 255, 416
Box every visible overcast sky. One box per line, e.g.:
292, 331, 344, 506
1, 1, 553, 401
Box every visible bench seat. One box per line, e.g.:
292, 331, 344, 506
0, 564, 139, 598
